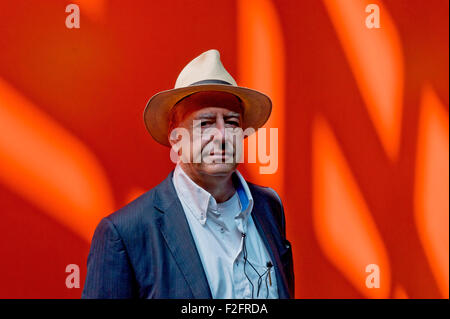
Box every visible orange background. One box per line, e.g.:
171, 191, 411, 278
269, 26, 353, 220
0, 0, 448, 298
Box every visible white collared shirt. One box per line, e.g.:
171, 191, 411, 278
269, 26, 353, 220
172, 163, 279, 299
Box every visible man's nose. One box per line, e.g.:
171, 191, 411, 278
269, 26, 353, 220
214, 116, 226, 140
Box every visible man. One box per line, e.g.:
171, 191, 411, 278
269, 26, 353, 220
82, 49, 294, 299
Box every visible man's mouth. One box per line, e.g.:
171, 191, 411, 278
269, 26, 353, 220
209, 151, 232, 156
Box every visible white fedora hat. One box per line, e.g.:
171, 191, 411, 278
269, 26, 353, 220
143, 49, 272, 146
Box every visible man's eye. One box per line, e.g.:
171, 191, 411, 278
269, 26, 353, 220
200, 121, 212, 127
226, 121, 240, 126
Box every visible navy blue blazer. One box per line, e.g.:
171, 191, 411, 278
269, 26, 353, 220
81, 170, 295, 299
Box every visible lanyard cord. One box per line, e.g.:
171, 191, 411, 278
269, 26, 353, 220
242, 233, 272, 298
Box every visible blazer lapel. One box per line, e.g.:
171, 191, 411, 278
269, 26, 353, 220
153, 170, 212, 299
250, 187, 291, 299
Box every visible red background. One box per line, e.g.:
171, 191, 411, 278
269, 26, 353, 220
0, 0, 448, 298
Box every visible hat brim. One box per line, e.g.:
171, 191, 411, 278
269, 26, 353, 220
143, 84, 272, 146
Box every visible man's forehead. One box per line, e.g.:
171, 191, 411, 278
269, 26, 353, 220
178, 91, 241, 108
173, 91, 243, 121
194, 109, 241, 118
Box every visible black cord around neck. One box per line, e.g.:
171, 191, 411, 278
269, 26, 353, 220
241, 233, 272, 298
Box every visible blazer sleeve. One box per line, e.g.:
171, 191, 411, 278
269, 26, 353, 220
81, 217, 137, 298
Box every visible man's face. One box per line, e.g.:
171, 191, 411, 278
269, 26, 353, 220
169, 91, 243, 177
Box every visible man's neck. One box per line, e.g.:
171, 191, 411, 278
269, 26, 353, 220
178, 164, 236, 203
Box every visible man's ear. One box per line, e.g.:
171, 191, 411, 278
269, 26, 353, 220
168, 126, 192, 164
168, 127, 182, 163
168, 127, 182, 147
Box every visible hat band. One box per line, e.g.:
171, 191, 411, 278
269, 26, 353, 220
189, 79, 233, 86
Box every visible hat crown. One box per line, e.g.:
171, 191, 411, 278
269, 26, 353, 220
174, 49, 237, 88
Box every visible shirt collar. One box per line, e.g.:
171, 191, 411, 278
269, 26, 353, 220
172, 163, 254, 225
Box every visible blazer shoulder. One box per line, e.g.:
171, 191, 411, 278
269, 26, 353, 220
102, 183, 162, 238
99, 170, 175, 241
246, 181, 284, 207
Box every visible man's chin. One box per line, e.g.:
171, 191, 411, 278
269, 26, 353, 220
200, 162, 237, 176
